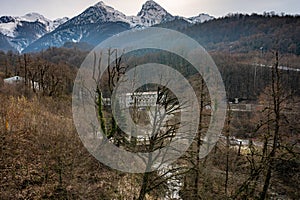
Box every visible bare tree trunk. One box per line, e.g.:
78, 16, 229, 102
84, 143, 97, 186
193, 78, 206, 199
260, 51, 281, 200
24, 54, 28, 86
225, 104, 231, 196
138, 169, 151, 200
5, 59, 8, 77
237, 141, 242, 156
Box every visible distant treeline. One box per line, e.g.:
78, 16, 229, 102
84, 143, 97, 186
158, 13, 300, 55
0, 44, 299, 100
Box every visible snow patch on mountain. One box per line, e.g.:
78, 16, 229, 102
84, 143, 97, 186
188, 13, 214, 23
52, 17, 69, 30
0, 13, 69, 37
20, 13, 50, 24
0, 13, 69, 52
20, 13, 69, 32
0, 22, 18, 37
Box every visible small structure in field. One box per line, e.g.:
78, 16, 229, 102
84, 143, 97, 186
4, 76, 24, 84
4, 76, 39, 90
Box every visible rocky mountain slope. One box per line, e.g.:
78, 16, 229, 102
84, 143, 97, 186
22, 1, 213, 53
0, 13, 68, 52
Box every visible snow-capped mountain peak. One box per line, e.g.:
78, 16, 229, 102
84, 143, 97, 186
93, 0, 121, 14
19, 13, 69, 30
137, 0, 174, 26
20, 13, 57, 32
94, 1, 106, 7
63, 1, 175, 28
65, 1, 128, 26
21, 13, 50, 24
0, 13, 69, 37
0, 1, 215, 53
0, 13, 69, 52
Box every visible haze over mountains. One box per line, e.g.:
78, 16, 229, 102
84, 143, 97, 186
0, 0, 213, 53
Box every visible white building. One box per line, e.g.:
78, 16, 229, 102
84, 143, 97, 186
4, 76, 39, 90
4, 76, 24, 84
118, 91, 158, 108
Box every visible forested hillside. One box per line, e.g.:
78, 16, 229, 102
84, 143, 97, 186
159, 13, 300, 55
0, 46, 299, 199
0, 11, 299, 199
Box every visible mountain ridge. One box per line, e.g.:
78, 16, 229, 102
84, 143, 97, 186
0, 1, 214, 53
0, 13, 69, 52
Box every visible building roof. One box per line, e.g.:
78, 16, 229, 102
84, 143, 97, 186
4, 76, 24, 84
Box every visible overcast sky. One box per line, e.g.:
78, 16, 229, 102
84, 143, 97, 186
0, 0, 299, 20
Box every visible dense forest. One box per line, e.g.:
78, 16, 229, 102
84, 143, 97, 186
1, 45, 299, 100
